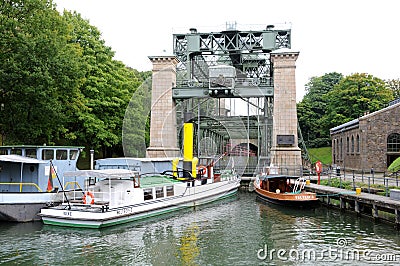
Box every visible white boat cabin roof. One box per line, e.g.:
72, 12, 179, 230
0, 154, 47, 164
64, 169, 136, 179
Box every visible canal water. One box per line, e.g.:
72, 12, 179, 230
1, 192, 400, 265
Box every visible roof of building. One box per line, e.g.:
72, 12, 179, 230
330, 101, 400, 135
330, 118, 359, 135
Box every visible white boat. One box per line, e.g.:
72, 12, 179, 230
0, 146, 84, 222
39, 168, 240, 228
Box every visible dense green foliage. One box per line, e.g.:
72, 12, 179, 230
388, 156, 400, 173
0, 0, 150, 158
298, 72, 395, 149
324, 73, 393, 129
297, 72, 343, 147
386, 79, 400, 99
0, 0, 84, 144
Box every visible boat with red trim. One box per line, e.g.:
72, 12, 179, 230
254, 174, 319, 208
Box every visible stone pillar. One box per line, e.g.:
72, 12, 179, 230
270, 51, 302, 169
146, 56, 180, 158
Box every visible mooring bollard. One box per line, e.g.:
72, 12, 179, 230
368, 175, 371, 194
385, 178, 388, 197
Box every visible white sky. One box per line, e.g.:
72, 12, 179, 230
55, 0, 400, 102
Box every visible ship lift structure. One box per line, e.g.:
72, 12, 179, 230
141, 23, 301, 176
169, 23, 307, 176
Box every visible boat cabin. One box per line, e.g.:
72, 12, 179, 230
62, 169, 181, 208
0, 145, 84, 193
259, 175, 306, 194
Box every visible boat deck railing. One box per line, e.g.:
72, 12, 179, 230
0, 182, 42, 192
64, 181, 83, 191
0, 181, 86, 193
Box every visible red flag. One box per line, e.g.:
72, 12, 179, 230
47, 163, 56, 192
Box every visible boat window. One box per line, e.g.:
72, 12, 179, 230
56, 150, 67, 160
155, 187, 164, 198
42, 149, 54, 160
166, 186, 174, 197
69, 150, 78, 160
143, 188, 153, 201
0, 149, 8, 155
11, 149, 22, 155
25, 149, 37, 158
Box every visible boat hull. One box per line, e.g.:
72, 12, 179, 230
40, 180, 240, 228
0, 192, 62, 222
254, 187, 319, 208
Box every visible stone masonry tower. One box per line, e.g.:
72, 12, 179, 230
146, 56, 180, 158
270, 51, 302, 168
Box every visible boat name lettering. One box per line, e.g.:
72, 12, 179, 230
63, 211, 72, 216
294, 195, 312, 200
117, 207, 134, 215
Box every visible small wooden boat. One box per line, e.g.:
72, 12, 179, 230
254, 174, 319, 208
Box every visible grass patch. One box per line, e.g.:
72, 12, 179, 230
320, 177, 397, 196
308, 146, 332, 165
320, 178, 352, 190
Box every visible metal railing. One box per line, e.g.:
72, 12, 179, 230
0, 182, 42, 192
323, 169, 400, 197
64, 181, 83, 191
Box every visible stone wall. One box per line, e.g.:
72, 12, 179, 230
331, 103, 400, 172
359, 103, 400, 171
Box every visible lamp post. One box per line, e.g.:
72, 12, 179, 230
90, 149, 94, 170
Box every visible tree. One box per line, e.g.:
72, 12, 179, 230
297, 72, 343, 147
0, 1, 149, 159
0, 0, 85, 144
324, 73, 393, 130
62, 11, 147, 157
386, 79, 400, 100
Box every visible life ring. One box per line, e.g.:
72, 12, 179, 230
83, 191, 95, 204
197, 165, 207, 176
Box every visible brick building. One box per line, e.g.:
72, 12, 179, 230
330, 100, 400, 172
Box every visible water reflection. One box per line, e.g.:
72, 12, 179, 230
178, 222, 200, 265
1, 193, 400, 265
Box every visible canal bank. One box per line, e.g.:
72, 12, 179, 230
305, 182, 400, 229
241, 173, 400, 229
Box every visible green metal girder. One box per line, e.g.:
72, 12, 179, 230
172, 86, 274, 99
233, 86, 274, 97
172, 87, 209, 98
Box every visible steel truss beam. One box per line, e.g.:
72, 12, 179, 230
172, 26, 290, 99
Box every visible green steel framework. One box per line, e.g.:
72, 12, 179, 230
171, 24, 292, 174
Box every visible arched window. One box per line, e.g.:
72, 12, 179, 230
333, 139, 336, 154
346, 136, 349, 153
340, 138, 343, 159
387, 133, 400, 152
356, 134, 360, 153
351, 135, 354, 153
